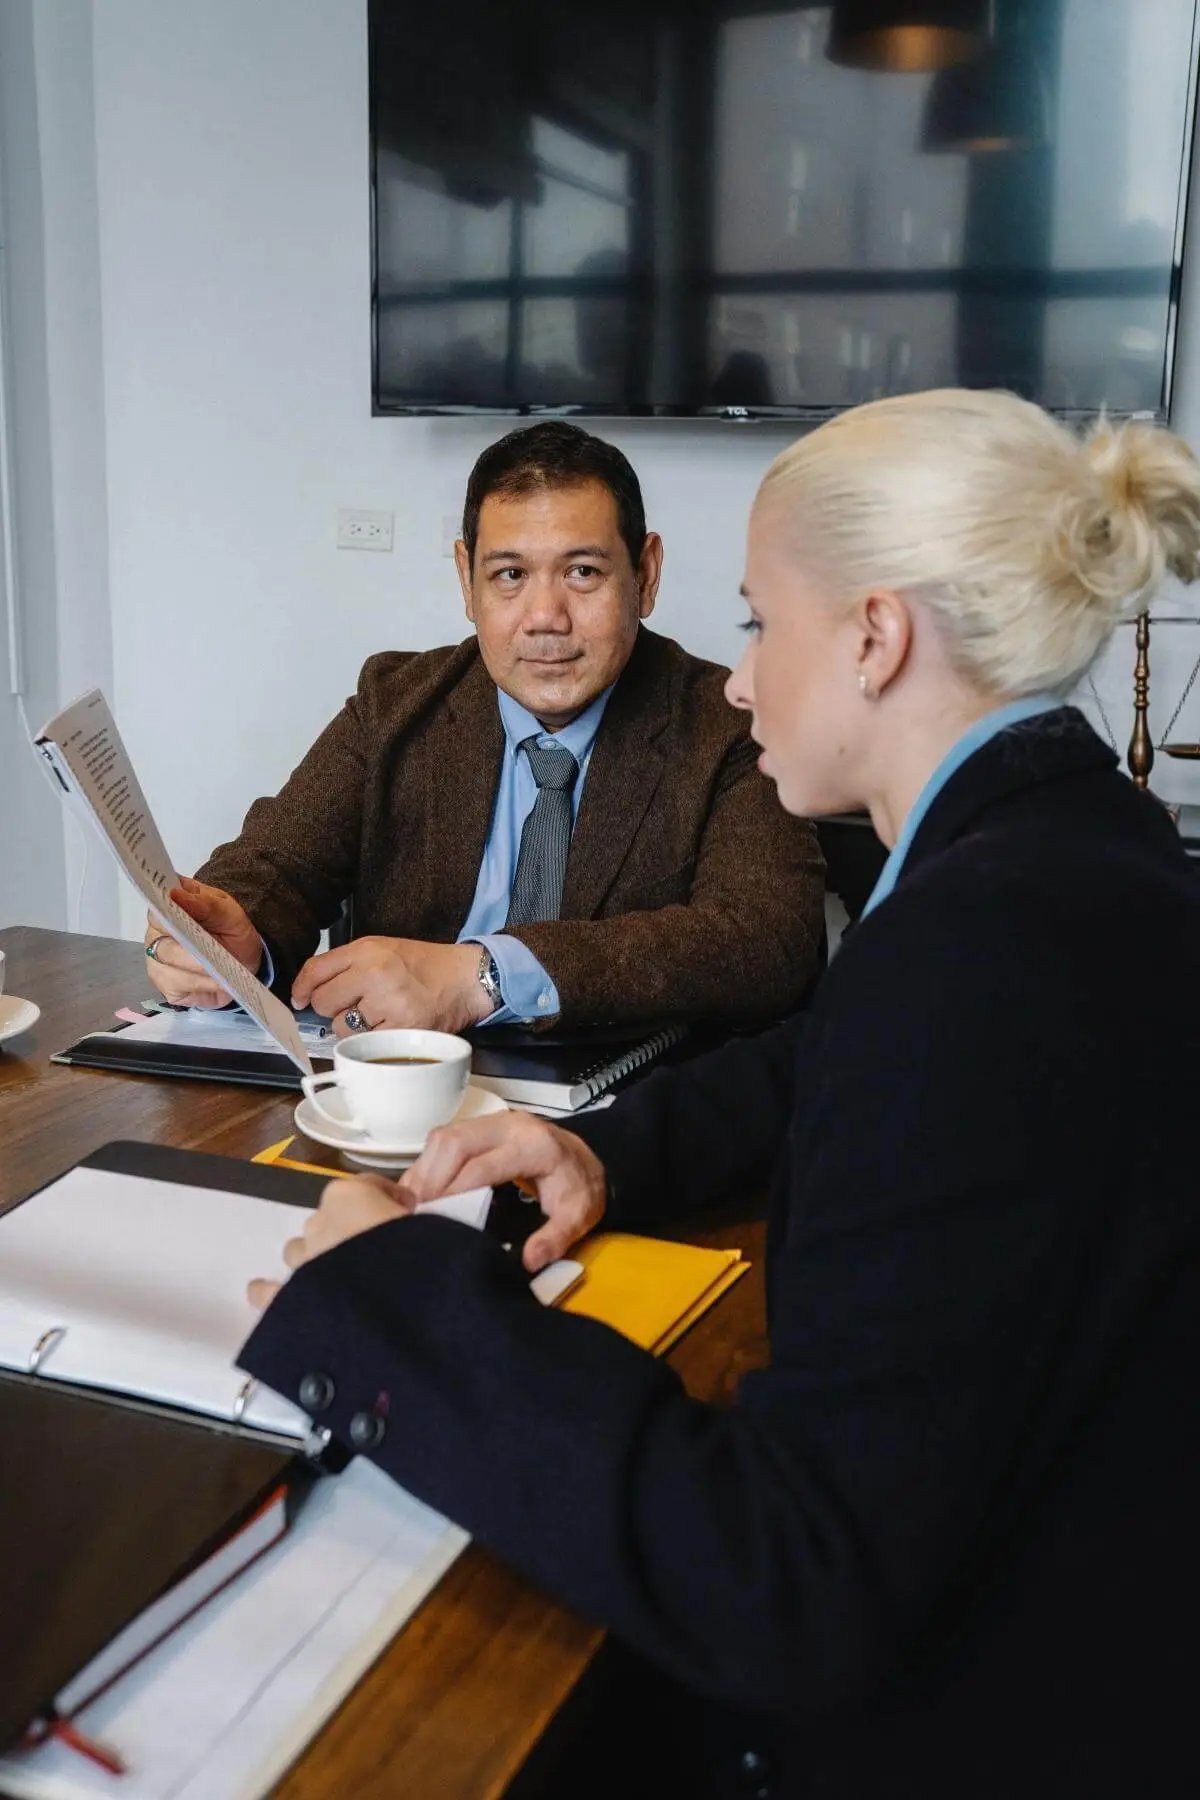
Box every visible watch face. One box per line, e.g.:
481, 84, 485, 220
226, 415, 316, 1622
478, 953, 501, 1006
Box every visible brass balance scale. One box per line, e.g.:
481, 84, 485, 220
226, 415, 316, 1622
1088, 611, 1200, 790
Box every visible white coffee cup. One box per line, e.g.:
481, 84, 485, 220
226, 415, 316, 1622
301, 1028, 471, 1144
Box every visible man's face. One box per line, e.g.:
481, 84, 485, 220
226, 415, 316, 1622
455, 480, 662, 730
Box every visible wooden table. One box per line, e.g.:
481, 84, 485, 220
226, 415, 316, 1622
0, 926, 768, 1799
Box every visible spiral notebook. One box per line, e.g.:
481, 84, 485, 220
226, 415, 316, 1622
467, 1023, 687, 1110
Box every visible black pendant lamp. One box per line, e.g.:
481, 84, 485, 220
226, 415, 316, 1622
828, 0, 989, 72
922, 33, 1048, 151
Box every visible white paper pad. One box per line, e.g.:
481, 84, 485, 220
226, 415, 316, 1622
0, 1169, 496, 1437
83, 1006, 335, 1058
0, 1462, 470, 1800
0, 1167, 311, 1438
416, 1186, 492, 1230
507, 1093, 617, 1117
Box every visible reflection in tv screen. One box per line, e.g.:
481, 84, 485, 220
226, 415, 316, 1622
370, 0, 1198, 418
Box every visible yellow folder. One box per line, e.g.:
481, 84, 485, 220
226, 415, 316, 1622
559, 1233, 748, 1354
253, 1138, 347, 1177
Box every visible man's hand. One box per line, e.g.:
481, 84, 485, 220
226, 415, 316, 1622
247, 1174, 408, 1310
290, 938, 493, 1036
144, 877, 264, 1008
404, 1112, 608, 1272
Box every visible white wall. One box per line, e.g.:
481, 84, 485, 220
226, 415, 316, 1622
36, 0, 117, 936
88, 0, 800, 939
0, 0, 118, 937
1077, 90, 1200, 804
7, 0, 1200, 940
0, 0, 69, 933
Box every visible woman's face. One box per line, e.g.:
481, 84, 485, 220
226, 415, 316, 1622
725, 503, 868, 819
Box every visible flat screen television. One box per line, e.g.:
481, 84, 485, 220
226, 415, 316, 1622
370, 0, 1200, 420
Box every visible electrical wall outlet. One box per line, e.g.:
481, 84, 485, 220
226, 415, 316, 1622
337, 507, 394, 552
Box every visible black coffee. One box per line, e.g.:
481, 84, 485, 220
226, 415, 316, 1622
368, 1055, 441, 1065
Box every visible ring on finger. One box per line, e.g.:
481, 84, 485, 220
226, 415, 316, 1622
343, 1006, 373, 1033
145, 934, 173, 962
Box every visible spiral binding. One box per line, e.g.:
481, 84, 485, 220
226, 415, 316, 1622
580, 1025, 686, 1102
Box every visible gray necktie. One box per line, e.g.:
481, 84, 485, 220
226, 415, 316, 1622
505, 737, 579, 927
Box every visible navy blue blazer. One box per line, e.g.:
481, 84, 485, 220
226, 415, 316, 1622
241, 708, 1200, 1799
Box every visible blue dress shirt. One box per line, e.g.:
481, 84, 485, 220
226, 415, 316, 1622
861, 695, 1060, 919
459, 683, 615, 1024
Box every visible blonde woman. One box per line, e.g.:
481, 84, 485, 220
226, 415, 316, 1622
245, 392, 1200, 1800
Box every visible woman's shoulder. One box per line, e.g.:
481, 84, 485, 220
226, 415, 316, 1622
823, 795, 1200, 1044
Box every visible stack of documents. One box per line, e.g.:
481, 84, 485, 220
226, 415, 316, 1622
0, 1145, 582, 1791
0, 1461, 467, 1800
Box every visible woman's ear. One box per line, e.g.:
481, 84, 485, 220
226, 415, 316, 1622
856, 589, 913, 697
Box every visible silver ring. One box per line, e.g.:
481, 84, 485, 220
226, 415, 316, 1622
343, 1007, 371, 1033
145, 934, 172, 962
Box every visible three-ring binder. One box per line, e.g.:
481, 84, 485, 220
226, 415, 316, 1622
28, 1325, 67, 1376
26, 1331, 271, 1434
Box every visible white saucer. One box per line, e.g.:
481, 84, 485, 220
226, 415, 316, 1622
0, 994, 40, 1045
294, 1082, 507, 1167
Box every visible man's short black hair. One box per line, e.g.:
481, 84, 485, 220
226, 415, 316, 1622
462, 422, 647, 573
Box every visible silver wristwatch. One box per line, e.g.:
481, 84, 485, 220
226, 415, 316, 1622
476, 947, 503, 1015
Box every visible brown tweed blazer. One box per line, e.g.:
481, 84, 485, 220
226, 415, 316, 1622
197, 627, 825, 1028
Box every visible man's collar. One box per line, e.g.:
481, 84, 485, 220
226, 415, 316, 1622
496, 680, 616, 762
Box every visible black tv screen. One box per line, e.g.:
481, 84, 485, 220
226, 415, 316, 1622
370, 0, 1200, 419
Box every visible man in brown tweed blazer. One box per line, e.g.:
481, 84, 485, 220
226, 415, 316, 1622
145, 424, 824, 1034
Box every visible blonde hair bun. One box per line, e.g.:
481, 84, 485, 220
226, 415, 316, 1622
759, 390, 1200, 697
1058, 418, 1200, 619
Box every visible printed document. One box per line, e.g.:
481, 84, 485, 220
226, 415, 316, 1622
34, 690, 311, 1075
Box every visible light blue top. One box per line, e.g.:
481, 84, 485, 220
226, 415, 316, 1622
458, 682, 615, 1023
860, 695, 1060, 919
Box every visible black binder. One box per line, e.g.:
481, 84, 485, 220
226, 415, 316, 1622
51, 1023, 332, 1090
0, 1134, 580, 1751
51, 1016, 688, 1098
0, 1142, 332, 1752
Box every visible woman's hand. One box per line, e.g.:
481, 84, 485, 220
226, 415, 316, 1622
247, 1175, 409, 1309
404, 1112, 608, 1272
245, 1111, 610, 1309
